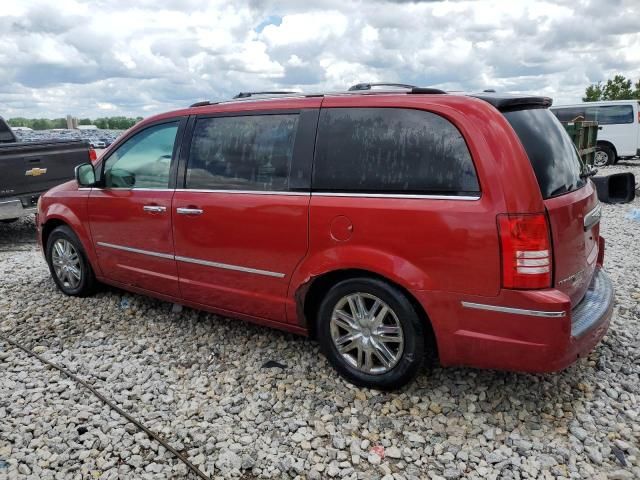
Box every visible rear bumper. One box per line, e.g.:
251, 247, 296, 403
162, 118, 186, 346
414, 268, 614, 373
0, 198, 37, 220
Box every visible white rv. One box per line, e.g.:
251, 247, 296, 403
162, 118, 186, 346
551, 100, 640, 166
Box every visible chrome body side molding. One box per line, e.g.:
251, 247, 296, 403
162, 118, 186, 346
96, 242, 285, 278
461, 301, 567, 318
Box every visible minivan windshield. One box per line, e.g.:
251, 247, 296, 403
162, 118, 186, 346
503, 108, 586, 199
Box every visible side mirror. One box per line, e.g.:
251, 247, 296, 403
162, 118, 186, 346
75, 163, 96, 187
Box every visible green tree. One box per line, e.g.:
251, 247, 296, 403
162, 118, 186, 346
7, 116, 143, 130
583, 74, 640, 101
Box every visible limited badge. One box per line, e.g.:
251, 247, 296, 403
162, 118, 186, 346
25, 167, 48, 176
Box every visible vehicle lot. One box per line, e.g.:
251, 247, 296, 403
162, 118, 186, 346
0, 165, 639, 479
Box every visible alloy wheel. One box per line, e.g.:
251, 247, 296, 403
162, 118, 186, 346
329, 292, 404, 375
51, 239, 82, 289
594, 150, 609, 167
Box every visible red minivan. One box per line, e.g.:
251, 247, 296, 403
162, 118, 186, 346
37, 84, 614, 389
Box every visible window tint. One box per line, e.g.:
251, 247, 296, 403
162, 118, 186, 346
103, 122, 178, 189
313, 108, 479, 194
551, 107, 586, 122
503, 108, 586, 199
585, 105, 633, 125
186, 115, 298, 191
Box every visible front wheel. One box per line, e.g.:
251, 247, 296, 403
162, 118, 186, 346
46, 226, 96, 296
594, 145, 615, 167
317, 277, 426, 390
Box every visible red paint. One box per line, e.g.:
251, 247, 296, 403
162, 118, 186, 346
37, 92, 612, 374
172, 191, 309, 320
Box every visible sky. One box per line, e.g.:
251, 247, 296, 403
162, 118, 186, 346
1, 0, 639, 119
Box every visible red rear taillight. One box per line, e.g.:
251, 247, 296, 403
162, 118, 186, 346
89, 148, 97, 163
498, 213, 552, 289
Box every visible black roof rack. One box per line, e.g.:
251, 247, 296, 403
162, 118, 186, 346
348, 83, 417, 91
190, 100, 216, 107
233, 91, 298, 99
348, 83, 447, 95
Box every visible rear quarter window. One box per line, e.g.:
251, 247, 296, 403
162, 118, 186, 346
585, 105, 634, 125
313, 107, 479, 195
503, 108, 586, 199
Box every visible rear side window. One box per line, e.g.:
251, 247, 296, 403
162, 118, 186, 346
503, 108, 586, 199
186, 114, 298, 191
585, 105, 634, 125
313, 108, 479, 195
0, 118, 16, 143
551, 107, 585, 122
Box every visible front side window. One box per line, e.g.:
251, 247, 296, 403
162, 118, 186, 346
585, 105, 634, 125
186, 114, 299, 191
313, 107, 479, 194
103, 122, 178, 188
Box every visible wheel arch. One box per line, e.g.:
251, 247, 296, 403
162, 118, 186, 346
596, 140, 617, 158
41, 209, 101, 276
298, 268, 438, 358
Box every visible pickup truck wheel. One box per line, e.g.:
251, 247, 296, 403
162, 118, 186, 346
594, 145, 615, 167
317, 277, 425, 390
46, 226, 96, 296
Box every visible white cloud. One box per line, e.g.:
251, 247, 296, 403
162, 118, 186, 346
0, 0, 638, 118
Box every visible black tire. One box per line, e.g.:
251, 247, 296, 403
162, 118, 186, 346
594, 144, 615, 167
46, 225, 96, 297
316, 277, 426, 390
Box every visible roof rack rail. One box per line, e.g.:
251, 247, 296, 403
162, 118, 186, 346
190, 100, 215, 107
233, 91, 298, 99
348, 83, 417, 91
347, 83, 447, 95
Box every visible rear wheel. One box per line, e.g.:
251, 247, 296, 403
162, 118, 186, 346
594, 144, 615, 167
46, 226, 96, 296
317, 277, 426, 390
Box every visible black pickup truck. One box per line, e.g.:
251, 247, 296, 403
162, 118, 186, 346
0, 117, 93, 222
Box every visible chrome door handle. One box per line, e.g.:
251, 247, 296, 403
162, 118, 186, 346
176, 207, 203, 215
143, 205, 166, 213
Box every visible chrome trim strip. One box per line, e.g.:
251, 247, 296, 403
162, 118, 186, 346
88, 188, 478, 200
175, 256, 286, 278
584, 203, 602, 231
95, 242, 286, 278
96, 242, 174, 260
461, 301, 566, 318
312, 192, 480, 200
174, 189, 308, 196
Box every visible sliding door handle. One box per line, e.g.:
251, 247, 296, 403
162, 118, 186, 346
176, 207, 203, 215
143, 205, 167, 213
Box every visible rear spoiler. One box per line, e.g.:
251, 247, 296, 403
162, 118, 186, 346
470, 94, 553, 111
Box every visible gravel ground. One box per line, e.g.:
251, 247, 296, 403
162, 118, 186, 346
1, 163, 639, 480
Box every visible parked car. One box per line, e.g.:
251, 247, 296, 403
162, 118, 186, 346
0, 116, 96, 222
36, 86, 613, 389
90, 140, 106, 149
551, 100, 640, 166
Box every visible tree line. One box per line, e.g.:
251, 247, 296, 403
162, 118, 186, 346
583, 75, 640, 101
7, 116, 143, 130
